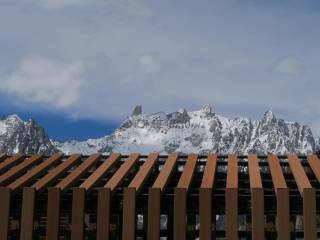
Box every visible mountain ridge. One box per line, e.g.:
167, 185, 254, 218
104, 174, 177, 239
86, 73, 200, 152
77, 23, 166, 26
0, 106, 319, 155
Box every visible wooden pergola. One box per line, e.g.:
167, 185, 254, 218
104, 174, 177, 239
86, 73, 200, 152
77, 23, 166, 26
0, 153, 319, 239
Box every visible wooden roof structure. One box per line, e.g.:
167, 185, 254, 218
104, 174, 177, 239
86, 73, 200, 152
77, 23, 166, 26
0, 153, 319, 239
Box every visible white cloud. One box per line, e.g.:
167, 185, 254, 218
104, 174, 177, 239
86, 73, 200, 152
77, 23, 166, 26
0, 56, 85, 108
272, 56, 305, 76
139, 54, 161, 74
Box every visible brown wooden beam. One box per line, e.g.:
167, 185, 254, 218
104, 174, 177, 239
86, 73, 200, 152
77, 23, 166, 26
147, 187, 160, 240
248, 154, 264, 239
0, 155, 42, 186
0, 153, 7, 163
0, 154, 25, 174
199, 154, 217, 240
288, 155, 316, 239
46, 187, 61, 240
56, 154, 101, 193
7, 153, 63, 192
32, 154, 81, 192
97, 188, 111, 240
226, 154, 238, 240
267, 154, 290, 240
20, 187, 35, 240
0, 187, 10, 240
152, 153, 179, 190
174, 187, 186, 240
128, 153, 159, 192
303, 188, 317, 240
104, 153, 140, 191
71, 187, 86, 240
176, 153, 198, 190
307, 155, 320, 183
122, 187, 136, 240
80, 153, 120, 192
199, 188, 212, 240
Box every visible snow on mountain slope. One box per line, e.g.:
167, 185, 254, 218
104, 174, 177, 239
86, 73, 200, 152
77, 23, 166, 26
56, 105, 318, 155
0, 115, 56, 154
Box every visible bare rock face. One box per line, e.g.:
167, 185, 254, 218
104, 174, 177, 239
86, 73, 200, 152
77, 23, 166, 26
0, 115, 57, 155
131, 105, 142, 116
56, 105, 318, 155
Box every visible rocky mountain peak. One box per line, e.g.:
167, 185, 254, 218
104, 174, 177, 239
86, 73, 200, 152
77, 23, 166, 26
0, 116, 57, 155
131, 105, 142, 116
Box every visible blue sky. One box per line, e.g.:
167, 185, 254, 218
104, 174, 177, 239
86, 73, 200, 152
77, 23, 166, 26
0, 0, 320, 140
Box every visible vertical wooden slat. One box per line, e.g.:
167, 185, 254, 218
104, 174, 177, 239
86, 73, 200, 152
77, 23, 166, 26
199, 154, 217, 240
268, 154, 290, 240
174, 187, 186, 240
303, 188, 317, 240
226, 154, 238, 240
276, 188, 290, 240
0, 187, 10, 240
147, 187, 160, 240
122, 187, 136, 240
97, 188, 111, 240
173, 154, 198, 240
46, 187, 61, 240
248, 154, 264, 239
288, 155, 316, 239
71, 187, 86, 240
148, 154, 178, 240
199, 188, 212, 240
20, 187, 35, 240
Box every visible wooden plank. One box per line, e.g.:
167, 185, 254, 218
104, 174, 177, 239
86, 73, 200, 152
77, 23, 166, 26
104, 153, 140, 191
97, 188, 111, 240
199, 154, 217, 240
152, 153, 179, 191
0, 153, 7, 163
0, 187, 10, 240
248, 154, 264, 239
122, 187, 136, 240
0, 154, 42, 186
80, 153, 121, 192
71, 188, 86, 240
199, 188, 212, 240
225, 154, 238, 240
55, 154, 101, 192
0, 154, 25, 174
267, 154, 287, 189
307, 155, 320, 183
46, 187, 61, 240
32, 154, 81, 192
147, 188, 161, 240
267, 154, 290, 240
7, 153, 63, 192
287, 155, 312, 194
20, 187, 35, 240
276, 188, 290, 240
129, 153, 159, 192
200, 154, 217, 188
303, 188, 317, 240
174, 188, 186, 240
176, 153, 198, 190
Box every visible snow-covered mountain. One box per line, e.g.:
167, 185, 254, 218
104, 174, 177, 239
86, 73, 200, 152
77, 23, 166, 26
0, 114, 56, 155
56, 105, 319, 155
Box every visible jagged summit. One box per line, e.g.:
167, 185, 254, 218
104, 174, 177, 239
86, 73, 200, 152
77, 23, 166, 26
0, 115, 56, 155
56, 106, 318, 155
